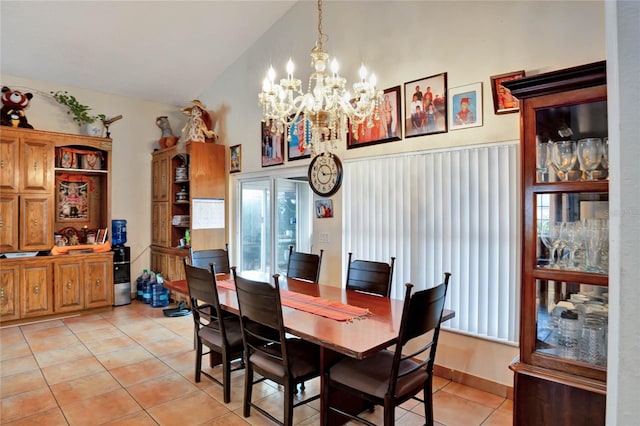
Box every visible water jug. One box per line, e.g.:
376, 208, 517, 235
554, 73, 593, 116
111, 219, 127, 246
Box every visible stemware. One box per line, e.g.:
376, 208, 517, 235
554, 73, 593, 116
536, 140, 550, 182
577, 138, 603, 180
552, 141, 577, 181
540, 222, 561, 266
601, 137, 609, 172
562, 221, 583, 269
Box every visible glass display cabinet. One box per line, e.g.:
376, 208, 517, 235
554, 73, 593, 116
504, 61, 608, 425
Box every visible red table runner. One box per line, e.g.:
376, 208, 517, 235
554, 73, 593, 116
217, 279, 370, 322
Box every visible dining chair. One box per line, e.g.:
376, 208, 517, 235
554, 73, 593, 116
190, 244, 231, 273
232, 267, 321, 426
345, 252, 396, 297
321, 272, 451, 426
183, 258, 244, 403
286, 245, 324, 283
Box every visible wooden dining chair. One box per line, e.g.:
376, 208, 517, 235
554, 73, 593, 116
322, 272, 451, 426
345, 252, 396, 297
183, 258, 244, 403
232, 267, 321, 426
190, 244, 230, 273
286, 245, 324, 283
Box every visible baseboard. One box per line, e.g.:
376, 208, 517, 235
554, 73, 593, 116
433, 364, 514, 400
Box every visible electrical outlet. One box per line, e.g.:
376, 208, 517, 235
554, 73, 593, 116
319, 232, 329, 243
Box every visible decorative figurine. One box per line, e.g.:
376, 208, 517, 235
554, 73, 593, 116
155, 116, 178, 148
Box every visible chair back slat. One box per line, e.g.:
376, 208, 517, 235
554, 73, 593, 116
287, 245, 323, 283
183, 258, 225, 335
190, 244, 230, 273
345, 252, 396, 297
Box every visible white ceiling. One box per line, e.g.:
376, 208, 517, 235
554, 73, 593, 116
1, 1, 297, 106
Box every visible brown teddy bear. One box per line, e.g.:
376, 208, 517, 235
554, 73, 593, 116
1, 86, 34, 128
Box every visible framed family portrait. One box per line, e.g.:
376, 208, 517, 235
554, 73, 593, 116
448, 82, 483, 130
348, 85, 402, 149
315, 199, 333, 218
230, 144, 241, 173
261, 119, 285, 167
287, 113, 312, 161
490, 70, 525, 114
404, 73, 447, 138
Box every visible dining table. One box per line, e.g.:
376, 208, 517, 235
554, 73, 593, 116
164, 270, 454, 424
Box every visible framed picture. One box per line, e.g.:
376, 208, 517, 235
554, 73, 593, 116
448, 82, 483, 130
348, 86, 402, 149
404, 73, 447, 138
230, 144, 241, 173
490, 70, 525, 114
261, 119, 285, 167
315, 199, 333, 218
287, 113, 312, 161
96, 228, 108, 245
57, 180, 89, 221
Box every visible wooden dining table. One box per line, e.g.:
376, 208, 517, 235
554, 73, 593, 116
165, 270, 454, 424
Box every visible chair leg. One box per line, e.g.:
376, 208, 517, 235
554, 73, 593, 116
243, 366, 253, 418
284, 381, 294, 426
424, 376, 434, 426
222, 352, 231, 404
195, 339, 203, 383
383, 398, 395, 426
321, 373, 331, 426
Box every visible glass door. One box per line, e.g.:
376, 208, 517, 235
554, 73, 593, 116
239, 177, 312, 275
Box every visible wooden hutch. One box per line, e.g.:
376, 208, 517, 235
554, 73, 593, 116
0, 127, 114, 324
505, 61, 608, 425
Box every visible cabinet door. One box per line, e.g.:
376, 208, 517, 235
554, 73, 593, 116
152, 152, 169, 202
167, 253, 186, 281
20, 138, 54, 193
0, 194, 18, 252
0, 134, 19, 192
152, 202, 170, 246
21, 261, 53, 318
150, 250, 168, 278
0, 266, 20, 321
20, 195, 53, 250
84, 257, 113, 308
55, 260, 83, 312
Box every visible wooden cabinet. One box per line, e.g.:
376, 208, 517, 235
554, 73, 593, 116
504, 61, 608, 425
0, 266, 20, 321
20, 195, 53, 251
150, 142, 226, 278
0, 194, 18, 252
84, 254, 113, 308
54, 258, 83, 312
21, 259, 54, 318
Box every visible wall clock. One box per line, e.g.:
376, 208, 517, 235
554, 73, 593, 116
307, 153, 343, 197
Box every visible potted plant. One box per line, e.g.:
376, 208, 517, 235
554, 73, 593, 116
50, 90, 106, 136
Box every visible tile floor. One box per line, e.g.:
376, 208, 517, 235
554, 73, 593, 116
0, 301, 512, 425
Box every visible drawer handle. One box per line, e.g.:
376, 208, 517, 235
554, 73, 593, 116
0, 159, 3, 168
67, 281, 72, 289
33, 161, 38, 170
34, 285, 40, 295
34, 219, 38, 225
0, 288, 4, 299
96, 279, 101, 287
0, 218, 3, 227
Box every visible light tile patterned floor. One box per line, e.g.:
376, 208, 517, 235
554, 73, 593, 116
0, 301, 512, 425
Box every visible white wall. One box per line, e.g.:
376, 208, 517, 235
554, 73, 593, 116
0, 74, 183, 277
199, 1, 605, 386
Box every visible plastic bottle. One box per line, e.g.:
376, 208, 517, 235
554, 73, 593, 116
151, 273, 169, 308
143, 272, 155, 304
136, 269, 148, 301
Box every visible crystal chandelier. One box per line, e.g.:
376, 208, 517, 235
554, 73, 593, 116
259, 0, 382, 156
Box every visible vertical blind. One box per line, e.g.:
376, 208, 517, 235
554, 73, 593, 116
343, 142, 520, 343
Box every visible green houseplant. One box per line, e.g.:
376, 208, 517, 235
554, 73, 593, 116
50, 91, 106, 126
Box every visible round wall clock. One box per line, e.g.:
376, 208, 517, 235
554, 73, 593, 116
307, 153, 343, 197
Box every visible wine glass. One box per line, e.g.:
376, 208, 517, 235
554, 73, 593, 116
577, 138, 603, 180
563, 221, 583, 269
536, 140, 550, 182
540, 221, 560, 266
552, 141, 577, 181
601, 137, 609, 173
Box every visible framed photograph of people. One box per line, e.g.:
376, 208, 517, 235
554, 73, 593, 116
490, 70, 525, 114
315, 199, 333, 218
230, 144, 241, 173
448, 82, 483, 131
261, 119, 285, 167
287, 113, 312, 161
404, 73, 447, 138
347, 86, 402, 149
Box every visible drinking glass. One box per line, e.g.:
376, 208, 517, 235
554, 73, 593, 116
562, 221, 583, 269
549, 222, 565, 268
536, 140, 550, 182
601, 137, 609, 172
577, 138, 602, 180
540, 222, 561, 266
552, 141, 577, 181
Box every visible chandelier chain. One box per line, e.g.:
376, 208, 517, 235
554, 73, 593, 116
315, 0, 328, 52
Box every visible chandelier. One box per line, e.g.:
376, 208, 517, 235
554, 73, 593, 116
258, 0, 382, 156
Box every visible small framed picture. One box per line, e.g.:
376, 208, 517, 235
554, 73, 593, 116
287, 113, 312, 161
448, 82, 483, 130
490, 70, 525, 114
230, 144, 241, 173
348, 86, 402, 149
315, 199, 333, 218
404, 72, 448, 138
96, 228, 108, 245
261, 119, 285, 167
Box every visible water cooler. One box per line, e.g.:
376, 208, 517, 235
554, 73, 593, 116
112, 247, 131, 306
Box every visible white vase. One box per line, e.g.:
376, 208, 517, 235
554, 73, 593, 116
81, 122, 104, 137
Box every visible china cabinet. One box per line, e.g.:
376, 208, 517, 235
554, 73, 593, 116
504, 61, 608, 425
150, 142, 226, 281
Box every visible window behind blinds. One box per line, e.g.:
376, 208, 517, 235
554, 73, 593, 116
343, 142, 520, 343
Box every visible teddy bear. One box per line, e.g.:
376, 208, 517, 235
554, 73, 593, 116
1, 86, 34, 129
